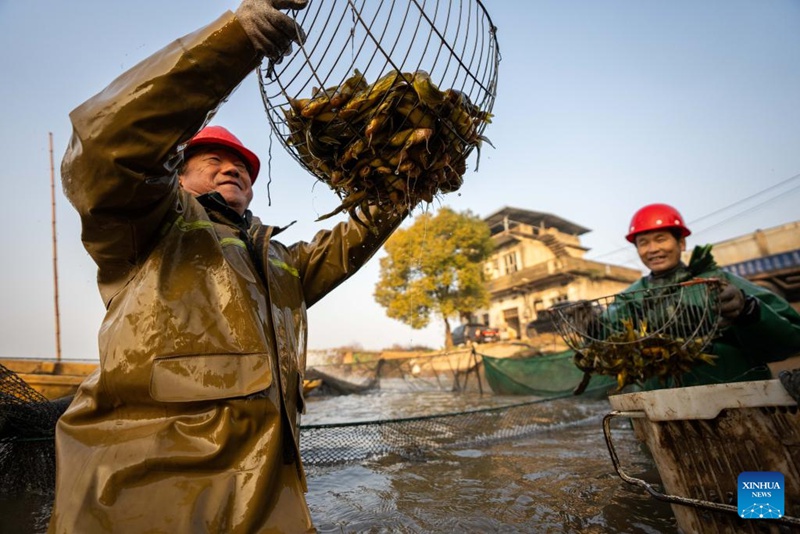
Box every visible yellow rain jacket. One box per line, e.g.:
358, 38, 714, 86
50, 12, 404, 533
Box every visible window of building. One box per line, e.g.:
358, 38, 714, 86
503, 252, 518, 274
553, 294, 569, 305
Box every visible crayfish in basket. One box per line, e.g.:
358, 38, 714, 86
572, 318, 717, 394
283, 69, 493, 229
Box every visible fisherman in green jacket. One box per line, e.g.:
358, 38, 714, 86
49, 1, 416, 532
623, 203, 800, 389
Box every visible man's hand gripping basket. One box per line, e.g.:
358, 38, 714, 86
258, 0, 500, 223
547, 279, 724, 392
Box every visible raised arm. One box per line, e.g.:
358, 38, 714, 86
63, 2, 305, 304
62, 13, 260, 301
291, 206, 407, 308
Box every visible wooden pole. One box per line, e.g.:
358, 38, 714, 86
49, 132, 62, 362
472, 347, 483, 395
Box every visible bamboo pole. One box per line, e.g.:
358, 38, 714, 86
49, 132, 62, 361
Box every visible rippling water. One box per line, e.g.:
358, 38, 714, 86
302, 378, 678, 533
0, 378, 679, 533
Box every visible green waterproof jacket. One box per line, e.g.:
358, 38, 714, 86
49, 12, 404, 534
622, 246, 800, 389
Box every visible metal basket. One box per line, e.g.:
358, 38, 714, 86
547, 279, 724, 389
258, 0, 500, 216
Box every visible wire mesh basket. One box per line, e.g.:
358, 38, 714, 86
258, 0, 500, 221
547, 279, 724, 390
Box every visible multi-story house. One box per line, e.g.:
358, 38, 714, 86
471, 206, 641, 340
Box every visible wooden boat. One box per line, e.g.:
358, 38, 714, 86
479, 349, 616, 398
0, 358, 97, 400
0, 358, 324, 400
303, 378, 323, 395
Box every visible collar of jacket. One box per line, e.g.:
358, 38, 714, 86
196, 191, 252, 231
195, 191, 296, 237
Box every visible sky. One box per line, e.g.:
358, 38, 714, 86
1, 1, 799, 361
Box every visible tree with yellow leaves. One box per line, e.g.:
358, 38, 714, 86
374, 207, 494, 348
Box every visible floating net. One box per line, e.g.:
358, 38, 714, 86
259, 0, 500, 220
300, 393, 596, 466
547, 279, 723, 391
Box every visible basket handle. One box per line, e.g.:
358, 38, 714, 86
602, 410, 800, 527
676, 277, 721, 287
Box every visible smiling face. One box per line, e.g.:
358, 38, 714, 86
634, 230, 686, 275
179, 147, 254, 215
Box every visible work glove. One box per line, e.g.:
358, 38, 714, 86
235, 0, 308, 62
718, 281, 759, 325
779, 369, 800, 405
719, 282, 745, 320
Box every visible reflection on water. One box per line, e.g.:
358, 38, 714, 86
1, 378, 678, 533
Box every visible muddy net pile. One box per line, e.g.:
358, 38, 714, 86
259, 0, 499, 223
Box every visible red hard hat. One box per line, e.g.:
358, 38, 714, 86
185, 126, 261, 183
626, 203, 691, 243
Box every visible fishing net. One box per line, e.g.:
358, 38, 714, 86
547, 279, 723, 391
300, 393, 592, 466
258, 0, 500, 221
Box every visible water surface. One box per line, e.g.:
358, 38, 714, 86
303, 380, 678, 533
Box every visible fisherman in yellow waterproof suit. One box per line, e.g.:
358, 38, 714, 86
49, 1, 408, 532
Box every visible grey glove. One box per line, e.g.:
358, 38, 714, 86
779, 369, 800, 405
719, 282, 746, 320
235, 0, 308, 62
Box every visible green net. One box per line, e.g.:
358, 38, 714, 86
480, 349, 616, 397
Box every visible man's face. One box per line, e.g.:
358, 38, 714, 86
634, 230, 686, 275
179, 147, 253, 215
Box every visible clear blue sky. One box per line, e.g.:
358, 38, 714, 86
1, 1, 799, 360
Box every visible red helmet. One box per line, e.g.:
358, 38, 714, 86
626, 203, 691, 243
185, 126, 261, 183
